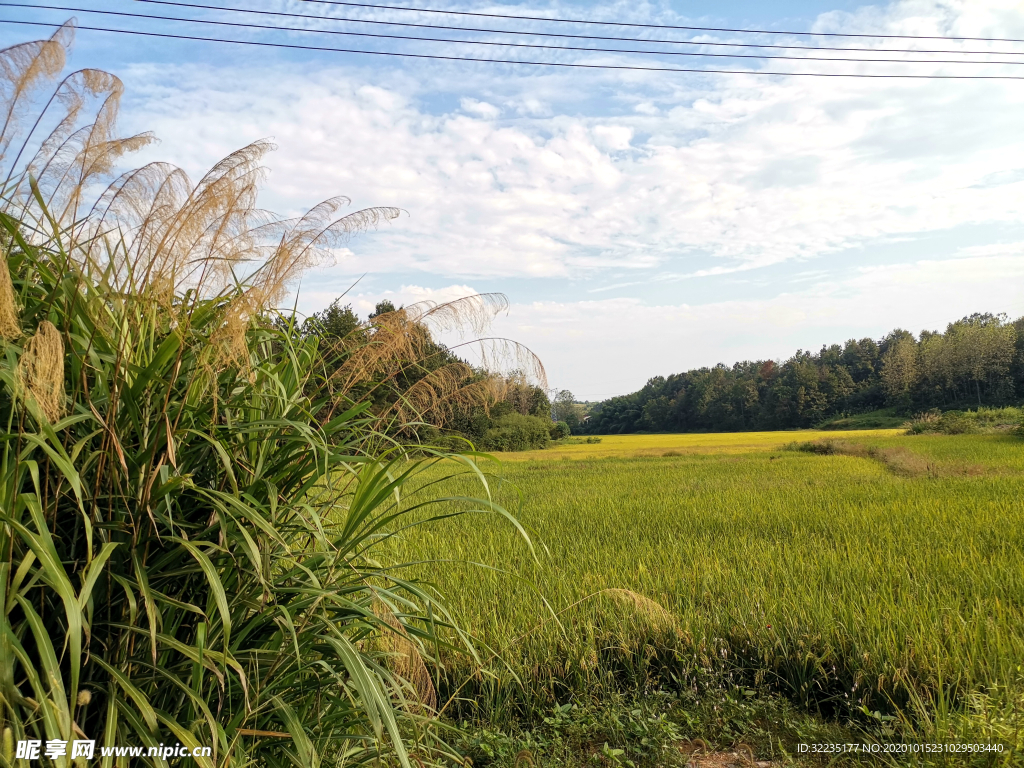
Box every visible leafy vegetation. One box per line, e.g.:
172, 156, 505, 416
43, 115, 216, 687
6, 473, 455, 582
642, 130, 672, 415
475, 413, 553, 452
389, 432, 1023, 764
903, 406, 1024, 435
453, 689, 880, 767
817, 407, 908, 430
583, 314, 1024, 434
0, 26, 526, 767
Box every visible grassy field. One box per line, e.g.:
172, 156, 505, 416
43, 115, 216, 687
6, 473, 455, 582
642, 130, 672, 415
390, 430, 1024, 765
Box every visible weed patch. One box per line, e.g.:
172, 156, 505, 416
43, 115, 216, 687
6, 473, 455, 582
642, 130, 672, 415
786, 439, 986, 478
452, 690, 871, 767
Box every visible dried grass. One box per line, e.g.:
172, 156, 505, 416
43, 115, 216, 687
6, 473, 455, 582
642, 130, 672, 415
788, 439, 987, 478
16, 320, 65, 421
372, 599, 437, 714
0, 255, 20, 340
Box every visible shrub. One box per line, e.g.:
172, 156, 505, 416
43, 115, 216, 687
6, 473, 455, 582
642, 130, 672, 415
937, 412, 977, 435
969, 406, 1024, 428
906, 407, 1024, 436
480, 414, 552, 451
904, 410, 942, 434
550, 420, 571, 440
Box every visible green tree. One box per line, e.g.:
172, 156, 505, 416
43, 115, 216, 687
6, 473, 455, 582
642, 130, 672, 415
370, 299, 399, 318
881, 331, 919, 409
640, 395, 673, 431
303, 298, 361, 340
553, 389, 584, 432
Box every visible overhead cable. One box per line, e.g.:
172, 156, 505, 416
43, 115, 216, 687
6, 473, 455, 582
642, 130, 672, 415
2, 18, 1023, 79
129, 0, 1024, 57
291, 0, 1024, 43
7, 4, 1022, 65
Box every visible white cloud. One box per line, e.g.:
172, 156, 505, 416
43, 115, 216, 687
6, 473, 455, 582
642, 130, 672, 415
101, 0, 1024, 395
459, 98, 501, 119
121, 0, 1024, 284
592, 125, 633, 151
294, 282, 482, 321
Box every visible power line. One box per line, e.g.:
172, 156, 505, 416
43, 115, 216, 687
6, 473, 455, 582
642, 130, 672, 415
131, 0, 1024, 57
3, 18, 1023, 78
292, 0, 1024, 43
8, 4, 1021, 66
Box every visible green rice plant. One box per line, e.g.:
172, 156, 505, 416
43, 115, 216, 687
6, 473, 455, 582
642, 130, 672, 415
387, 433, 1024, 756
0, 26, 525, 767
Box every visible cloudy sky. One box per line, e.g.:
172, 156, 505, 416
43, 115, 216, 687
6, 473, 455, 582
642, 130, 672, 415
3, 0, 1023, 398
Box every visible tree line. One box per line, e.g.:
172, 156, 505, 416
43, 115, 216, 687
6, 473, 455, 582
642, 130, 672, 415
581, 313, 1024, 435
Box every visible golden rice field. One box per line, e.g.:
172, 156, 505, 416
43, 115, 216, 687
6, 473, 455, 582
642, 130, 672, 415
392, 430, 1024, 762
491, 429, 903, 460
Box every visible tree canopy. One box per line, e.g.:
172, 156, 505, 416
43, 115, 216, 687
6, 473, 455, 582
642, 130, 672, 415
582, 313, 1024, 435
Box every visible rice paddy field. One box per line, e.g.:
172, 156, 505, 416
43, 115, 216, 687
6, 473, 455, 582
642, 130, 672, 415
391, 430, 1024, 766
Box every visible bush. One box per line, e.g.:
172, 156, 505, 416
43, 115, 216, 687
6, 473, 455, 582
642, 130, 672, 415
819, 407, 907, 430
550, 420, 571, 439
904, 408, 1024, 435
938, 412, 978, 434
904, 410, 943, 434
480, 413, 552, 451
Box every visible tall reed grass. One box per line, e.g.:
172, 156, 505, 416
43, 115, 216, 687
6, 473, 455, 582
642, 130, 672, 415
0, 24, 525, 767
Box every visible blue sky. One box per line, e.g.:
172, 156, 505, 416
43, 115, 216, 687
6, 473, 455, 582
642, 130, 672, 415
2, 0, 1023, 398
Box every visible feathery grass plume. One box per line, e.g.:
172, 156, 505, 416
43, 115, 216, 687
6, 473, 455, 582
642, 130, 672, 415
0, 252, 20, 339
0, 25, 70, 159
252, 196, 402, 308
16, 319, 65, 420
30, 74, 154, 227
79, 142, 269, 301
408, 293, 547, 388
0, 27, 156, 231
407, 292, 510, 337
210, 195, 401, 369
